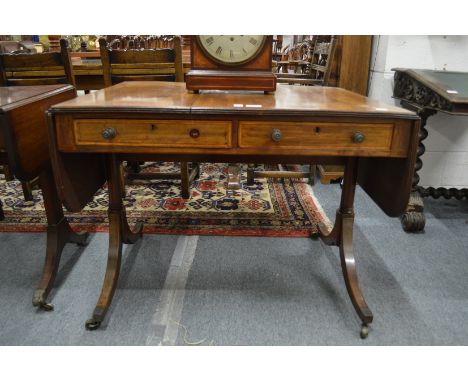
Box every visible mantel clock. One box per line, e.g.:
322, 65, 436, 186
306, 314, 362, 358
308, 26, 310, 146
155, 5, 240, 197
186, 35, 276, 92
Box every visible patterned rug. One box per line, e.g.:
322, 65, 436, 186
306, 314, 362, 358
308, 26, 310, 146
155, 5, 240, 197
0, 163, 331, 237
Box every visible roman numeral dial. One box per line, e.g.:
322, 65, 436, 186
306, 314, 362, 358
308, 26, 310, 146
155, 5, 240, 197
198, 35, 266, 65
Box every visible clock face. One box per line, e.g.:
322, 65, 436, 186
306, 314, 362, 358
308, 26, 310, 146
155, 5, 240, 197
197, 35, 267, 65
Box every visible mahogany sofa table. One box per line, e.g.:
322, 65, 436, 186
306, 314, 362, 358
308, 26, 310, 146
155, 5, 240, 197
0, 85, 88, 310
47, 81, 420, 338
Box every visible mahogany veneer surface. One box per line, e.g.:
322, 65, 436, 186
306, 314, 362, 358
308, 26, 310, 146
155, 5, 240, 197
52, 82, 414, 116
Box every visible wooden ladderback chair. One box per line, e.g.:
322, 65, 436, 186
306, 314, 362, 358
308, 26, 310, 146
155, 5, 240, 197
99, 36, 197, 199
276, 37, 315, 75
0, 39, 74, 87
308, 35, 337, 85
247, 36, 338, 187
0, 39, 73, 206
99, 36, 184, 86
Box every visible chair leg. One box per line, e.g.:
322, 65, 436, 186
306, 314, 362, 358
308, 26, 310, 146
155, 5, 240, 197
21, 177, 40, 202
128, 161, 142, 174
227, 163, 241, 190
21, 181, 34, 202
247, 164, 256, 185
2, 165, 14, 181
180, 161, 190, 199
0, 198, 4, 221
309, 164, 316, 186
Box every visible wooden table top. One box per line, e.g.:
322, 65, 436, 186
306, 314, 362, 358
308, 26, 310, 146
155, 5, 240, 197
51, 82, 417, 118
0, 85, 73, 111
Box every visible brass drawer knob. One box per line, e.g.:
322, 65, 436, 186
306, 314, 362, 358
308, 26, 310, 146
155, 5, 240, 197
352, 131, 365, 143
189, 128, 200, 138
102, 127, 117, 140
271, 128, 282, 142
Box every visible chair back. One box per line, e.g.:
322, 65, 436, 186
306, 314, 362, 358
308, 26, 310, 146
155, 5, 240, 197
99, 36, 183, 87
309, 35, 337, 86
0, 39, 74, 86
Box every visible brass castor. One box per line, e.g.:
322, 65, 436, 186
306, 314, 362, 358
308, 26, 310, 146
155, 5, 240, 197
85, 319, 101, 331
360, 324, 369, 339
40, 302, 54, 311
32, 290, 54, 311
74, 232, 90, 247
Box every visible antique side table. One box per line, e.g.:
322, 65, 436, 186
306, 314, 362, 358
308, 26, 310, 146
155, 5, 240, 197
46, 82, 420, 338
393, 68, 468, 232
0, 85, 88, 309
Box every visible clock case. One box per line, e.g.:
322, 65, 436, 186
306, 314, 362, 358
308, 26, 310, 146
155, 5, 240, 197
186, 35, 276, 93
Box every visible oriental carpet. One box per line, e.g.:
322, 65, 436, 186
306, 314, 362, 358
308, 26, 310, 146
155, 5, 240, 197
0, 163, 330, 237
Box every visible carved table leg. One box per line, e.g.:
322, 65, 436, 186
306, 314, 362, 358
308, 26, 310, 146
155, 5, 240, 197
33, 165, 89, 311
85, 154, 142, 330
401, 108, 436, 232
317, 157, 373, 339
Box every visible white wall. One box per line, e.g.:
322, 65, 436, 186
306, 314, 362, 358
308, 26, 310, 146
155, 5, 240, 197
368, 35, 468, 188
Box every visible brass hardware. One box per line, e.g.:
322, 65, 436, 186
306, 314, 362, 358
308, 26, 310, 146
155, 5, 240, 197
150, 124, 156, 131
102, 127, 117, 140
352, 131, 365, 143
315, 127, 320, 133
85, 319, 101, 330
189, 128, 200, 138
360, 324, 369, 339
32, 289, 54, 311
271, 128, 282, 142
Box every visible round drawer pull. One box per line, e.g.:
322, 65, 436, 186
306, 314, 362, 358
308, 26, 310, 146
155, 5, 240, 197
271, 128, 282, 142
102, 127, 117, 140
189, 129, 200, 138
352, 131, 365, 143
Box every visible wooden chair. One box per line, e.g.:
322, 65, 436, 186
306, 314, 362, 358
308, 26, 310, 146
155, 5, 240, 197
0, 39, 74, 208
99, 36, 198, 199
276, 35, 337, 85
106, 35, 176, 50
247, 36, 338, 186
0, 38, 74, 86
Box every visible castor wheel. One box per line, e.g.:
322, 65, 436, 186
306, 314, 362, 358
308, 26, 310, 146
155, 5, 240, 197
32, 290, 54, 311
85, 319, 101, 331
40, 302, 54, 311
360, 324, 369, 339
74, 232, 90, 247
310, 232, 320, 240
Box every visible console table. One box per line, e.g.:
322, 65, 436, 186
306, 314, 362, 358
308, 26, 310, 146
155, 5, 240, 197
46, 82, 419, 338
393, 68, 468, 232
0, 85, 88, 309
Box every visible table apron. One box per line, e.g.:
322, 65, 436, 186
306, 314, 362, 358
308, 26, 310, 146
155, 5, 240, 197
53, 116, 413, 159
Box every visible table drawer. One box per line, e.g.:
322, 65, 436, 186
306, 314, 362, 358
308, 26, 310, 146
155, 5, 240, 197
238, 121, 394, 151
73, 119, 232, 148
